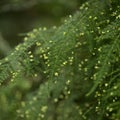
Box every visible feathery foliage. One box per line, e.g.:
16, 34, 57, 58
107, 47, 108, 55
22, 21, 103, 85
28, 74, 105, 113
0, 0, 120, 120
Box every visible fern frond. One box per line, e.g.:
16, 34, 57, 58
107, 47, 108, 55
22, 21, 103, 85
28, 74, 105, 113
0, 0, 120, 120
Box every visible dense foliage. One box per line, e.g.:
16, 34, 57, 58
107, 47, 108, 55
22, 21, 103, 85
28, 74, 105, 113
0, 0, 120, 120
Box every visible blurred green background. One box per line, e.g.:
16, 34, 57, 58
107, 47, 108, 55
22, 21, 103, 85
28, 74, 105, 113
0, 0, 84, 58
